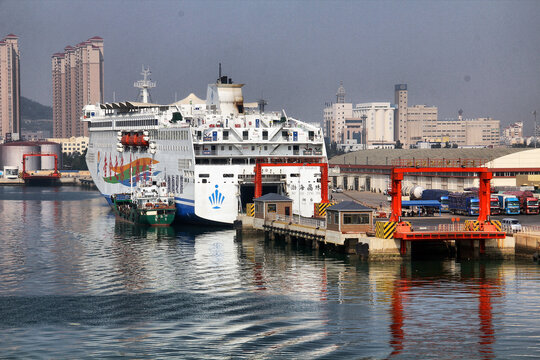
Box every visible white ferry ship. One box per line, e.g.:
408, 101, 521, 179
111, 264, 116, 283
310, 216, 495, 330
83, 68, 328, 224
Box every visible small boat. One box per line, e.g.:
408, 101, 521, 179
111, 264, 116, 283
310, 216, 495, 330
111, 178, 176, 226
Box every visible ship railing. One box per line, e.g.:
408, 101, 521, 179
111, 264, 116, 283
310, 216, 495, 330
267, 213, 326, 229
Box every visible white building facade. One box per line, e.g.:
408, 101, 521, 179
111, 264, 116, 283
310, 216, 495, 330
353, 102, 395, 145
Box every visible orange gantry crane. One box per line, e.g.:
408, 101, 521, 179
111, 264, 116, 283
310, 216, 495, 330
386, 160, 505, 255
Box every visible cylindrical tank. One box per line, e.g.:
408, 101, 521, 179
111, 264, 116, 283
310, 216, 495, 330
38, 142, 62, 170
0, 142, 41, 171
410, 186, 425, 200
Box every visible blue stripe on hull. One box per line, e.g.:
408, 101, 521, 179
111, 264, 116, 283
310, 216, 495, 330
174, 201, 229, 226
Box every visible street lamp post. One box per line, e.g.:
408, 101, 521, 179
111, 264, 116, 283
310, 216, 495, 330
534, 111, 537, 148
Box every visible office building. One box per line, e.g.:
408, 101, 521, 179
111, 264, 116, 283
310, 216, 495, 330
406, 104, 438, 144
394, 84, 408, 144
52, 36, 103, 138
0, 34, 20, 142
423, 117, 500, 147
323, 82, 353, 143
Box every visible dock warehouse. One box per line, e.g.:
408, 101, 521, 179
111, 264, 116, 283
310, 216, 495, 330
329, 148, 540, 193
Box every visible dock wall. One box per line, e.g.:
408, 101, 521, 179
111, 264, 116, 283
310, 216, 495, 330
513, 233, 540, 257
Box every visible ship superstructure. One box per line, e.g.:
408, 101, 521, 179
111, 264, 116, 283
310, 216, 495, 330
83, 69, 327, 224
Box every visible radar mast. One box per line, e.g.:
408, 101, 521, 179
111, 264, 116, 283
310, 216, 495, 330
134, 65, 156, 103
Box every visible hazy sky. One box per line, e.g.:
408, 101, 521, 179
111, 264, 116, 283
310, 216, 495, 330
1, 0, 539, 132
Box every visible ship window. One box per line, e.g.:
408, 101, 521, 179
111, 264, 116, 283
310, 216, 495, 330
223, 131, 229, 140
243, 131, 249, 140
199, 174, 210, 178
262, 131, 268, 140
223, 174, 234, 178
202, 179, 207, 183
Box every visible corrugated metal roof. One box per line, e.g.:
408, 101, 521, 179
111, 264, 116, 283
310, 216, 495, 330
329, 148, 528, 166
327, 201, 373, 212
254, 193, 292, 202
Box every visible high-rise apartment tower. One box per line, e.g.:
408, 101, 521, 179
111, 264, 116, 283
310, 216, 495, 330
0, 34, 20, 141
52, 36, 104, 138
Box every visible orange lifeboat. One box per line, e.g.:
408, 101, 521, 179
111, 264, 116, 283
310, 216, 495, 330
139, 134, 149, 147
131, 133, 139, 146
121, 133, 129, 146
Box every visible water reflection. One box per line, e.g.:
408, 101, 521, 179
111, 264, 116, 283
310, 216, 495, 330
2, 187, 540, 358
387, 261, 503, 359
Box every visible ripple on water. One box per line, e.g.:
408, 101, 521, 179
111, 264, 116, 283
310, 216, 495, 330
1, 188, 540, 358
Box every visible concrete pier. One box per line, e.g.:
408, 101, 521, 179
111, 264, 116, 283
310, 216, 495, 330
236, 215, 403, 260
236, 215, 516, 260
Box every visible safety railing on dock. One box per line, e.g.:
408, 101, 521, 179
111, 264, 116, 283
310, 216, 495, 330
266, 213, 326, 229
406, 224, 466, 232
504, 224, 540, 235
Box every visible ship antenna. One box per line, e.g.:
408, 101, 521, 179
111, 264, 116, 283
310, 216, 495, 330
134, 65, 156, 103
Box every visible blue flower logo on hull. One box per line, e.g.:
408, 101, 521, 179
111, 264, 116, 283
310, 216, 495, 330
210, 185, 224, 209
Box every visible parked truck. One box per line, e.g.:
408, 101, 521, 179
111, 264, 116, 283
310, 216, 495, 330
448, 193, 480, 216
421, 189, 450, 212
496, 194, 521, 215
503, 191, 539, 215
490, 196, 501, 215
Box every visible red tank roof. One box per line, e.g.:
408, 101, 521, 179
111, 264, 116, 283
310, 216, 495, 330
5, 33, 18, 38
89, 36, 103, 40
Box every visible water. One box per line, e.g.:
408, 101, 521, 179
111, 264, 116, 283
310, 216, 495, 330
1, 186, 540, 359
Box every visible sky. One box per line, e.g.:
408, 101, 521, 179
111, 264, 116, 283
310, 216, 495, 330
1, 0, 539, 133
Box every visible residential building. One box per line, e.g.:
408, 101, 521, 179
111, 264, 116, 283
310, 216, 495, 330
46, 136, 89, 155
0, 34, 20, 142
501, 122, 524, 145
52, 36, 104, 139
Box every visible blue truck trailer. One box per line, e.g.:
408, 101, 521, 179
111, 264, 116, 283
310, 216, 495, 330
448, 193, 480, 216
422, 189, 450, 212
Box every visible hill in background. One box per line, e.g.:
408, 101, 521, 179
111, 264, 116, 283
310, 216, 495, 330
20, 96, 52, 133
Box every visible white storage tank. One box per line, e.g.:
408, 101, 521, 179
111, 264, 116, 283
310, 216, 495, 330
0, 142, 41, 171
38, 142, 62, 170
410, 186, 425, 200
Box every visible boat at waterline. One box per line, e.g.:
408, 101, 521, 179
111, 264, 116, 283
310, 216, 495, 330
111, 178, 176, 226
83, 66, 328, 225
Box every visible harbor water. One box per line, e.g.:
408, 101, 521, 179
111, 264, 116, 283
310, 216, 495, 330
1, 186, 540, 359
